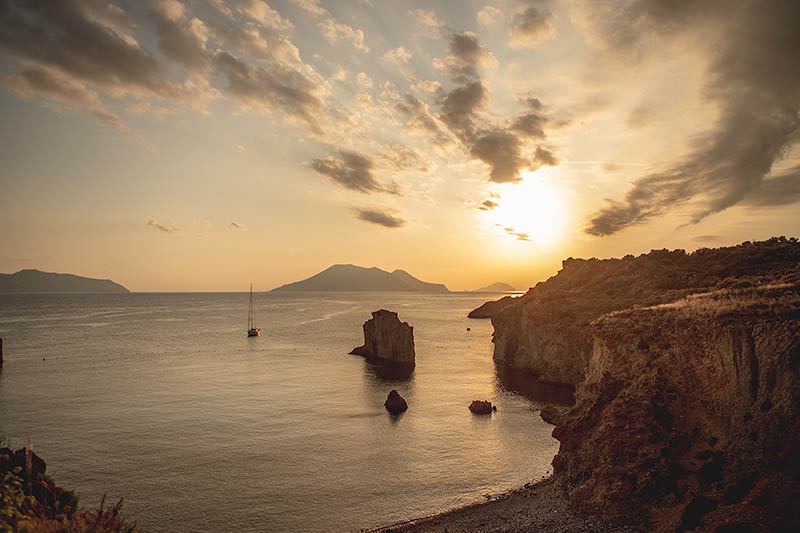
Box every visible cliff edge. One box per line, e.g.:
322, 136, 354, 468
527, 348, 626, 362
486, 237, 800, 385
552, 282, 800, 531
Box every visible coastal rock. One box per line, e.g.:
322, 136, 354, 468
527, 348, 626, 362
350, 310, 415, 367
487, 238, 800, 385
469, 400, 496, 414
384, 390, 408, 414
467, 295, 518, 319
551, 283, 800, 531
539, 406, 565, 426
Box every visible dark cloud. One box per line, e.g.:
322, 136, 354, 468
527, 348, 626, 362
510, 4, 556, 48
354, 208, 406, 228
230, 221, 246, 230
310, 151, 399, 194
586, 0, 800, 236
3, 67, 126, 130
214, 51, 326, 134
432, 33, 561, 183
478, 199, 499, 211
470, 130, 526, 183
438, 80, 487, 142
500, 226, 530, 241
692, 234, 721, 243
149, 0, 211, 73
741, 166, 800, 207
0, 0, 177, 97
394, 94, 452, 146
378, 144, 429, 173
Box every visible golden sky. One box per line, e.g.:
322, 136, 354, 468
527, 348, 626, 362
0, 0, 798, 291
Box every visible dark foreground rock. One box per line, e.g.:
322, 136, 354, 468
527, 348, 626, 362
351, 310, 415, 367
467, 295, 517, 318
469, 400, 496, 414
384, 390, 408, 414
484, 237, 800, 385
552, 282, 800, 531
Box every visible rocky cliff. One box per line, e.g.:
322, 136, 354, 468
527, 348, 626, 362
350, 310, 416, 367
552, 282, 800, 531
487, 237, 800, 385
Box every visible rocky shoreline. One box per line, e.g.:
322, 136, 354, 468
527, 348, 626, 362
370, 477, 641, 533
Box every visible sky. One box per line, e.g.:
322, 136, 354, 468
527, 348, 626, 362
0, 0, 798, 292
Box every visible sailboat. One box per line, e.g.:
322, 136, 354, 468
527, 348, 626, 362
247, 283, 261, 337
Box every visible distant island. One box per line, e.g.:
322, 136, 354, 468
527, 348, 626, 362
272, 264, 449, 292
0, 269, 129, 293
474, 282, 516, 292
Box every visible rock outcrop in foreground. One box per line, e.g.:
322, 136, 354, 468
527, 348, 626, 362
468, 400, 496, 414
350, 310, 416, 367
483, 238, 800, 385
552, 282, 800, 531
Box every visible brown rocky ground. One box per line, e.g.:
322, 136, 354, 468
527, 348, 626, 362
369, 477, 642, 533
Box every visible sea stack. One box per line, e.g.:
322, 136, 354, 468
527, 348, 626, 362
350, 310, 415, 367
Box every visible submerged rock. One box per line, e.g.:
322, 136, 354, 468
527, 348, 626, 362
469, 400, 496, 415
350, 310, 415, 367
384, 389, 408, 414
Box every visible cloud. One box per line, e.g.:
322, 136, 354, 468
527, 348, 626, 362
509, 4, 557, 48
382, 46, 411, 66
0, 0, 179, 98
501, 226, 530, 241
478, 199, 499, 211
149, 0, 212, 73
692, 234, 721, 243
230, 221, 246, 230
310, 151, 399, 194
318, 19, 369, 53
290, 0, 326, 18
394, 93, 452, 146
378, 144, 429, 173
3, 67, 127, 131
477, 6, 503, 28
214, 51, 327, 134
147, 219, 179, 233
238, 0, 293, 32
431, 33, 560, 183
585, 0, 800, 236
741, 166, 800, 207
410, 8, 443, 37
626, 103, 657, 128
354, 208, 406, 228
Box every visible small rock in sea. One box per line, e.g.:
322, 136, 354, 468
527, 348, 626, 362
466, 327, 471, 331
469, 400, 496, 415
384, 389, 408, 414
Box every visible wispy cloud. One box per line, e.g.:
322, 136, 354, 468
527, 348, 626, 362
147, 219, 179, 233
230, 221, 246, 230
354, 208, 406, 228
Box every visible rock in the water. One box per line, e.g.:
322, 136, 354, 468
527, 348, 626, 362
350, 310, 415, 367
551, 282, 800, 531
384, 389, 408, 414
469, 400, 496, 414
539, 406, 565, 426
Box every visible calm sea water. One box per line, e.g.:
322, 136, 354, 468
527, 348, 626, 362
0, 292, 569, 532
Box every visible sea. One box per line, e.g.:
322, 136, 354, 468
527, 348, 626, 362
0, 292, 572, 532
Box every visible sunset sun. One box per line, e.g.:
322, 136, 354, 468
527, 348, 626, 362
488, 170, 568, 245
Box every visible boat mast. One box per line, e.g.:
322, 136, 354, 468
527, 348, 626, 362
248, 283, 254, 330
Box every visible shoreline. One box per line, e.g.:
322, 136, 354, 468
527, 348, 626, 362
367, 477, 641, 533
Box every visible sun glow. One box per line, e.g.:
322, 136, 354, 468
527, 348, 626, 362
487, 170, 568, 246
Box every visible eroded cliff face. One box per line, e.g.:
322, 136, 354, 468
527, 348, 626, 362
552, 284, 800, 531
350, 310, 416, 367
489, 238, 800, 385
